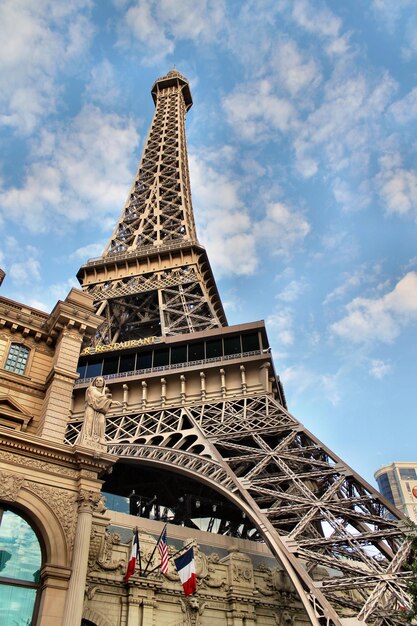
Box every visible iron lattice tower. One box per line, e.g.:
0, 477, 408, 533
69, 70, 411, 626
77, 70, 226, 345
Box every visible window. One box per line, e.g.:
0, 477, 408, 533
224, 335, 241, 356
0, 510, 42, 626
399, 468, 417, 480
4, 344, 30, 375
376, 472, 395, 504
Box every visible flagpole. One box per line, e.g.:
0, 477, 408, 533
135, 526, 142, 576
142, 540, 195, 577
142, 523, 167, 577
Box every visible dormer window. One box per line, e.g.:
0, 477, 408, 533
4, 344, 30, 375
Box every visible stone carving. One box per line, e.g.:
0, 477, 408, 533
233, 563, 253, 583
27, 483, 77, 551
78, 490, 106, 514
88, 525, 103, 571
77, 376, 121, 451
255, 564, 295, 597
0, 470, 25, 501
97, 530, 125, 571
255, 566, 275, 597
0, 450, 78, 477
275, 609, 295, 626
180, 597, 206, 626
194, 546, 225, 589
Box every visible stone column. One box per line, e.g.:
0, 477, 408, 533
62, 490, 104, 626
126, 589, 141, 625
37, 325, 82, 442
141, 598, 156, 625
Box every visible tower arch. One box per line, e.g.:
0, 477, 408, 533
68, 70, 411, 626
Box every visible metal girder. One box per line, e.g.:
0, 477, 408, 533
65, 393, 411, 626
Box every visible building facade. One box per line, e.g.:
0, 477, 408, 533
0, 70, 412, 626
375, 462, 417, 523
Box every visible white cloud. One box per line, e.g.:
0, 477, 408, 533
271, 38, 322, 97
369, 359, 392, 379
223, 80, 297, 142
190, 147, 310, 277
189, 151, 257, 277
9, 258, 41, 285
0, 0, 94, 133
1, 237, 41, 286
267, 308, 294, 346
277, 279, 307, 302
324, 268, 368, 305
0, 105, 140, 233
402, 25, 417, 61
389, 87, 417, 124
70, 242, 106, 261
331, 272, 417, 344
254, 202, 310, 256
291, 0, 341, 39
281, 363, 341, 405
294, 71, 397, 178
375, 152, 417, 218
119, 0, 225, 62
85, 60, 122, 106
332, 178, 372, 212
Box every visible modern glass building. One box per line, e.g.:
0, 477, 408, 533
375, 462, 417, 523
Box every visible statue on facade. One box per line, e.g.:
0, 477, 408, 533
180, 597, 206, 626
78, 377, 120, 450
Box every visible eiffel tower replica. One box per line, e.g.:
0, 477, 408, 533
66, 70, 411, 626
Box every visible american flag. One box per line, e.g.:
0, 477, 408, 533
158, 527, 169, 574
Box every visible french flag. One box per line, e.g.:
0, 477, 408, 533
174, 547, 197, 596
125, 529, 139, 582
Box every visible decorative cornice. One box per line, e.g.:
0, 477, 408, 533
0, 429, 117, 475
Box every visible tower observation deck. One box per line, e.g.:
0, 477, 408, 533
68, 71, 411, 626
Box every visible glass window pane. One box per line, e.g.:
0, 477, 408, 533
0, 584, 37, 626
206, 339, 222, 358
0, 511, 41, 581
153, 349, 169, 367
399, 468, 417, 480
119, 354, 136, 373
102, 356, 120, 376
86, 360, 102, 378
188, 342, 204, 361
242, 332, 259, 352
171, 345, 187, 364
224, 336, 241, 356
4, 344, 30, 375
137, 351, 152, 369
77, 364, 87, 379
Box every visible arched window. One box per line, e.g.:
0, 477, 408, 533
0, 509, 42, 626
4, 344, 30, 375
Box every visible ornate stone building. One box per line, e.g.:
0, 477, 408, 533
0, 70, 412, 626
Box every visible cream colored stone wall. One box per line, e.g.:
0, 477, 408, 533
84, 514, 308, 626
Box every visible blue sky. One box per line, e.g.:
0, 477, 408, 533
1, 0, 416, 486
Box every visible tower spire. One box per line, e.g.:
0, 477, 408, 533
77, 70, 226, 346
104, 69, 196, 255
